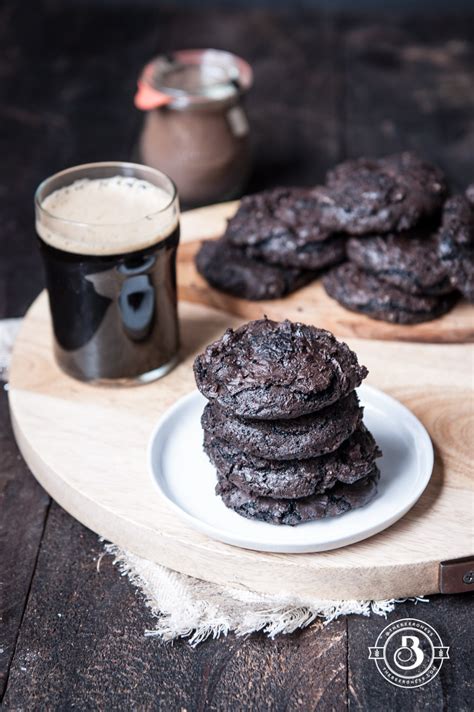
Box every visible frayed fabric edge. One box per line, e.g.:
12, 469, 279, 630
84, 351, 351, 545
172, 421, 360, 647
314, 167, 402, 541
102, 542, 429, 648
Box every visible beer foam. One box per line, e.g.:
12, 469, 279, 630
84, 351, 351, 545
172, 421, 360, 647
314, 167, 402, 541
37, 176, 178, 255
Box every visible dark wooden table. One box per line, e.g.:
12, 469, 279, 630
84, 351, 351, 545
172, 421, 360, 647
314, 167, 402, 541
1, 4, 472, 710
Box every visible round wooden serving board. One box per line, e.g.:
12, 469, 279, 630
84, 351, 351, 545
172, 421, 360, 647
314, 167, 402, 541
179, 201, 474, 343
9, 292, 473, 600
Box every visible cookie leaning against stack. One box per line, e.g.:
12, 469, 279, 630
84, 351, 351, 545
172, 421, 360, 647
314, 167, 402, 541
193, 318, 382, 526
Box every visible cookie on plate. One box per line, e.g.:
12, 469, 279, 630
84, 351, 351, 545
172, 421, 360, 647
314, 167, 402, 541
216, 467, 380, 526
195, 238, 317, 301
347, 230, 452, 296
323, 262, 456, 324
201, 392, 363, 460
194, 318, 368, 420
316, 152, 447, 235
437, 190, 474, 302
225, 187, 345, 270
204, 423, 381, 499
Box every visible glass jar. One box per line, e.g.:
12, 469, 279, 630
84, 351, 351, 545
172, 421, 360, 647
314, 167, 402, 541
135, 49, 253, 207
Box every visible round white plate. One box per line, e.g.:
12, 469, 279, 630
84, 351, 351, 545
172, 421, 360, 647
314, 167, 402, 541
148, 385, 433, 553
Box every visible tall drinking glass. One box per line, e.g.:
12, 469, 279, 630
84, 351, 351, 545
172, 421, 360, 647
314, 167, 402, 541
35, 162, 180, 383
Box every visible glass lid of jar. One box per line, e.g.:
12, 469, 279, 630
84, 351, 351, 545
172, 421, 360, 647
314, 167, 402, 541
135, 49, 253, 110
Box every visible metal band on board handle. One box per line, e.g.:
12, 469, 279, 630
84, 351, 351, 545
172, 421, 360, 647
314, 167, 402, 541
439, 556, 474, 593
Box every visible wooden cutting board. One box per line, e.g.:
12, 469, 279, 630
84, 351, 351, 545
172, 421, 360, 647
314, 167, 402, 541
8, 293, 473, 600
179, 201, 474, 343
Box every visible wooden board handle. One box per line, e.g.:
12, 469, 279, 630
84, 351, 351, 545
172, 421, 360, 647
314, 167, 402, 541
439, 556, 474, 593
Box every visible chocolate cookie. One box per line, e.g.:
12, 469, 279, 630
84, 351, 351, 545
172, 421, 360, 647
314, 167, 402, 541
216, 467, 380, 526
226, 188, 328, 246
346, 230, 452, 296
437, 191, 474, 302
465, 184, 474, 206
204, 423, 381, 499
224, 187, 345, 269
201, 392, 363, 460
195, 238, 316, 301
245, 233, 346, 271
194, 318, 368, 420
316, 152, 447, 235
323, 262, 456, 324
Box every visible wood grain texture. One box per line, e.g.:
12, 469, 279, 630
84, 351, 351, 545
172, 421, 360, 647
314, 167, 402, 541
8, 292, 474, 601
1, 502, 347, 712
178, 202, 474, 344
0, 386, 50, 698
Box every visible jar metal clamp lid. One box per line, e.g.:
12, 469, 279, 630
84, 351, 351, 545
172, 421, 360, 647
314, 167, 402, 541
135, 49, 253, 111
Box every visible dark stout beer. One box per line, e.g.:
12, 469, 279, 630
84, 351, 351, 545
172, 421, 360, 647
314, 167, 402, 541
35, 165, 180, 383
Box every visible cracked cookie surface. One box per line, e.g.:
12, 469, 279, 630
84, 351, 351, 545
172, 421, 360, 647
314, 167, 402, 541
224, 187, 345, 270
216, 467, 380, 526
347, 229, 452, 296
316, 152, 447, 235
323, 262, 456, 324
201, 392, 363, 460
195, 238, 317, 300
204, 423, 381, 499
194, 318, 368, 419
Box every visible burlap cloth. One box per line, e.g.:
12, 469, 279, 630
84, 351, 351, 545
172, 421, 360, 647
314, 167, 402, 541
1, 318, 426, 645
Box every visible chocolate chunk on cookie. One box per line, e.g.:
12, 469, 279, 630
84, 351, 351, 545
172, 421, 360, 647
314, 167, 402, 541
194, 318, 368, 419
201, 392, 363, 460
224, 187, 345, 269
437, 191, 474, 302
204, 423, 381, 499
216, 467, 380, 525
245, 233, 346, 271
347, 229, 452, 296
316, 152, 447, 235
195, 238, 316, 300
323, 262, 456, 324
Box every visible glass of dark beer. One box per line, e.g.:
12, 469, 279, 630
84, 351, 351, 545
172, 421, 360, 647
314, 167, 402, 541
35, 162, 180, 383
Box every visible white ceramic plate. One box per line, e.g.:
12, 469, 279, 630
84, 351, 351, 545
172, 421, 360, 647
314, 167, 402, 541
148, 385, 433, 553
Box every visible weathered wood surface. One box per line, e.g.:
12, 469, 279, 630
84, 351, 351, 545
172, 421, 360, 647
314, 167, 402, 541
0, 386, 50, 699
1, 3, 473, 710
1, 503, 348, 711
342, 13, 474, 187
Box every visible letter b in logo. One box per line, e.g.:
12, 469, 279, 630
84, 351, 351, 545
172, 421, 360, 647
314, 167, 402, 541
394, 635, 424, 670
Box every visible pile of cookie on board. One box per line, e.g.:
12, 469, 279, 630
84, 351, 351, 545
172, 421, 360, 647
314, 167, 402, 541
193, 318, 382, 526
196, 152, 474, 324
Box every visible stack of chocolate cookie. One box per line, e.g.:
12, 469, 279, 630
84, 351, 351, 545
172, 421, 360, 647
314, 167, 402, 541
194, 318, 382, 526
196, 151, 472, 323
195, 187, 345, 300
320, 152, 459, 323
